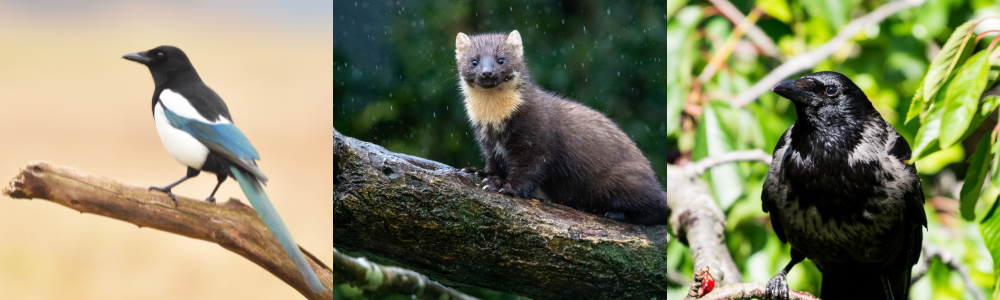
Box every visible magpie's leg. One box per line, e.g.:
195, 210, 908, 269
765, 248, 805, 300
205, 172, 227, 203
150, 167, 201, 207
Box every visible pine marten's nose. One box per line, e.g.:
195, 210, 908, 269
481, 70, 493, 77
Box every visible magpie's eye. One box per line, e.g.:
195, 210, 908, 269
825, 86, 839, 96
156, 52, 164, 59
497, 58, 505, 65
471, 60, 478, 67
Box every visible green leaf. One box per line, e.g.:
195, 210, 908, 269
905, 80, 925, 124
940, 51, 993, 149
922, 19, 977, 103
993, 131, 1000, 193
666, 86, 683, 137
912, 79, 951, 160
666, 0, 690, 20
979, 196, 1000, 299
756, 0, 792, 23
961, 136, 992, 221
695, 101, 744, 209
988, 48, 1000, 89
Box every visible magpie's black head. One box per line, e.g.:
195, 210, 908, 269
771, 71, 874, 128
123, 45, 199, 87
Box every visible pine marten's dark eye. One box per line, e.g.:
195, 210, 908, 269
471, 60, 478, 67
497, 58, 505, 65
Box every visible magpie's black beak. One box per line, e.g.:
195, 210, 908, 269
122, 51, 153, 64
772, 80, 814, 105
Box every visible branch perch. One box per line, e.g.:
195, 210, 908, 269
2, 161, 333, 300
667, 163, 743, 287
731, 0, 927, 107
682, 149, 772, 178
333, 128, 669, 300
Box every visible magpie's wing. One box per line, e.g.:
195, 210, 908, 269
762, 126, 794, 243
162, 106, 269, 183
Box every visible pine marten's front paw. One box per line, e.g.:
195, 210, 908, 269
461, 167, 487, 177
481, 176, 504, 192
497, 183, 517, 197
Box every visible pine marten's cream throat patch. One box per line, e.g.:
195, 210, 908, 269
459, 76, 522, 128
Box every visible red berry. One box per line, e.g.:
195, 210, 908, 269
699, 270, 715, 296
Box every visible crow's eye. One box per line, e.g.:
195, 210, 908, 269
156, 52, 164, 59
471, 60, 478, 67
497, 58, 505, 65
825, 86, 838, 96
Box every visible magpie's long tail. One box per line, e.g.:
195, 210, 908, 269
231, 167, 327, 294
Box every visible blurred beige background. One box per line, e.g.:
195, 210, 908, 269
0, 1, 332, 299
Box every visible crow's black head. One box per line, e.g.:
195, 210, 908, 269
772, 71, 875, 129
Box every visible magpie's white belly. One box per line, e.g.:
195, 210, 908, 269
154, 102, 209, 169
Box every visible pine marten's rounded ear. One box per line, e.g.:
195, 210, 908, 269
456, 33, 472, 55
506, 30, 523, 58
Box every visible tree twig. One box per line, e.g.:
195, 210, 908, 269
667, 164, 743, 286
699, 7, 765, 82
332, 248, 477, 300
706, 0, 781, 59
911, 242, 985, 300
2, 161, 333, 300
333, 128, 669, 300
687, 282, 821, 300
731, 0, 927, 107
682, 149, 772, 178
683, 266, 819, 300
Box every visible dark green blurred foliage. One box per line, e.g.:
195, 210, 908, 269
334, 1, 665, 299
334, 0, 668, 183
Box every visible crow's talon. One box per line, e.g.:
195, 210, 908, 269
764, 273, 790, 300
205, 197, 216, 203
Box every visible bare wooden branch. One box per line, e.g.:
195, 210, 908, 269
332, 248, 477, 300
333, 128, 669, 299
731, 0, 927, 107
706, 0, 781, 59
666, 164, 743, 286
682, 149, 772, 178
687, 282, 821, 300
2, 161, 333, 300
683, 266, 820, 300
911, 242, 985, 300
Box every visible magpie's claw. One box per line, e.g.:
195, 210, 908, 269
149, 186, 179, 207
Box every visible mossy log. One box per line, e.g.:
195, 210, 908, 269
333, 128, 669, 300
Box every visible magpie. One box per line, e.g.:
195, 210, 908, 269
761, 71, 926, 300
123, 46, 327, 294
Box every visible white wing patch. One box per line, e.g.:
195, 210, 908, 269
154, 102, 209, 169
160, 89, 231, 124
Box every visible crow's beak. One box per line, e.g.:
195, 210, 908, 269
771, 80, 814, 105
122, 51, 153, 64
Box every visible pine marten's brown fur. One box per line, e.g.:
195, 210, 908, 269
455, 30, 668, 225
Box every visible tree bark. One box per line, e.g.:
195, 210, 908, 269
333, 128, 670, 300
3, 161, 333, 300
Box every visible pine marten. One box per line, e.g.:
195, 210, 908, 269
455, 30, 668, 225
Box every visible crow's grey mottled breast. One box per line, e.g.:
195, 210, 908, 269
762, 71, 926, 300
